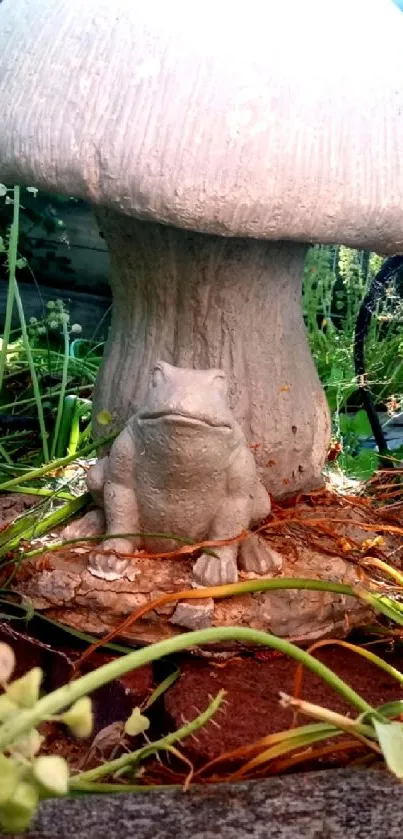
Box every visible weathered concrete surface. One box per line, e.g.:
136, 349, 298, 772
20, 489, 403, 646
86, 360, 270, 586
15, 544, 370, 648
22, 770, 403, 839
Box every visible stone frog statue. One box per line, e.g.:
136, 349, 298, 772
87, 361, 270, 586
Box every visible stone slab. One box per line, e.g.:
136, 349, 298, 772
22, 769, 403, 839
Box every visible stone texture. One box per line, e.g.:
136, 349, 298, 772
5, 0, 403, 498
170, 599, 215, 631
14, 492, 403, 646
15, 544, 370, 648
238, 534, 283, 575
0, 492, 38, 527
91, 224, 331, 497
22, 770, 403, 839
1, 1, 402, 248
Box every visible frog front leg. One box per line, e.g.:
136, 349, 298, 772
192, 510, 244, 586
193, 447, 262, 587
88, 425, 141, 581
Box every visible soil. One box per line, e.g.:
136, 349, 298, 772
164, 642, 403, 765
1, 618, 402, 782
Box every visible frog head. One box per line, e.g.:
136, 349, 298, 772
137, 361, 237, 432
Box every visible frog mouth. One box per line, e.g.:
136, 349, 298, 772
138, 410, 231, 429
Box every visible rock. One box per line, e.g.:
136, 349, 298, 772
15, 542, 371, 647
170, 599, 214, 630
23, 770, 403, 838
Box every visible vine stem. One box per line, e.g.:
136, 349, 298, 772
50, 313, 70, 459
13, 275, 50, 461
0, 431, 117, 491
0, 188, 18, 392
0, 186, 50, 459
0, 383, 92, 412
70, 691, 225, 787
0, 627, 380, 752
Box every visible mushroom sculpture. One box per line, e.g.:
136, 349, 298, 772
0, 0, 402, 641
1, 0, 402, 495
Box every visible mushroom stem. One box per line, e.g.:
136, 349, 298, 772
93, 212, 330, 496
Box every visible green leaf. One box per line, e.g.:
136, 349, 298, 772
12, 729, 44, 759
0, 596, 35, 623
373, 719, 403, 779
339, 414, 353, 434
0, 694, 18, 723
59, 697, 93, 739
352, 409, 374, 437
0, 494, 89, 558
341, 449, 379, 480
361, 592, 403, 626
142, 669, 180, 710
328, 364, 344, 384
96, 409, 112, 426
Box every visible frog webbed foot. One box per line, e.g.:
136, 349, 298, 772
193, 549, 238, 587
88, 537, 133, 581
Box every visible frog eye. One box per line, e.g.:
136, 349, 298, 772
151, 365, 164, 387
212, 371, 227, 394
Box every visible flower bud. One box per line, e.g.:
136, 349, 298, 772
59, 696, 93, 738
124, 707, 150, 737
0, 781, 38, 833
12, 729, 44, 760
0, 694, 18, 722
0, 754, 19, 805
32, 756, 69, 796
7, 667, 43, 708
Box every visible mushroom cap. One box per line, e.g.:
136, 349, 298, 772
0, 0, 402, 252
